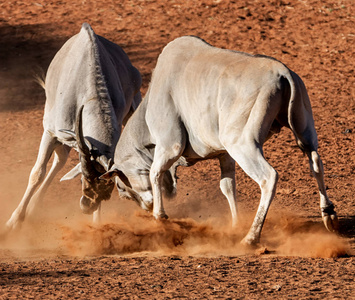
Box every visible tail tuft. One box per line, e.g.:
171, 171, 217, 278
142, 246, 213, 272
33, 70, 46, 90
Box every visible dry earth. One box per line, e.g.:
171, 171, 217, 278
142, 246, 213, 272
0, 0, 354, 299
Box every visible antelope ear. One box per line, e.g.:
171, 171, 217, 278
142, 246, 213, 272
100, 168, 131, 187
60, 163, 82, 181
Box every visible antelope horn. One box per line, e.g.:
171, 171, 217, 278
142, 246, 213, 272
75, 105, 97, 180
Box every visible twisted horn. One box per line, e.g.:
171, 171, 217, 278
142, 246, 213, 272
75, 105, 97, 180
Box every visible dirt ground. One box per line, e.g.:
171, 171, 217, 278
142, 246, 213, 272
0, 0, 354, 298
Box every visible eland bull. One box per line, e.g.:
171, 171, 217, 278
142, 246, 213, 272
6, 23, 141, 230
101, 36, 338, 245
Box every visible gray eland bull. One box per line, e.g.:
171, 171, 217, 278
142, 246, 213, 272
6, 23, 141, 230
101, 36, 338, 245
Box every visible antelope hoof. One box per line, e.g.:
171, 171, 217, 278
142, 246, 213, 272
153, 212, 169, 220
322, 213, 339, 232
240, 235, 260, 248
5, 219, 19, 232
321, 205, 339, 232
5, 211, 24, 231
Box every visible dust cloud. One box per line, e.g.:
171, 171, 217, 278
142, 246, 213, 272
0, 185, 349, 259
61, 212, 247, 257
261, 213, 350, 258
60, 211, 349, 258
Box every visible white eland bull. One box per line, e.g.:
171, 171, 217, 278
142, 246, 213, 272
101, 36, 338, 245
6, 23, 141, 230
